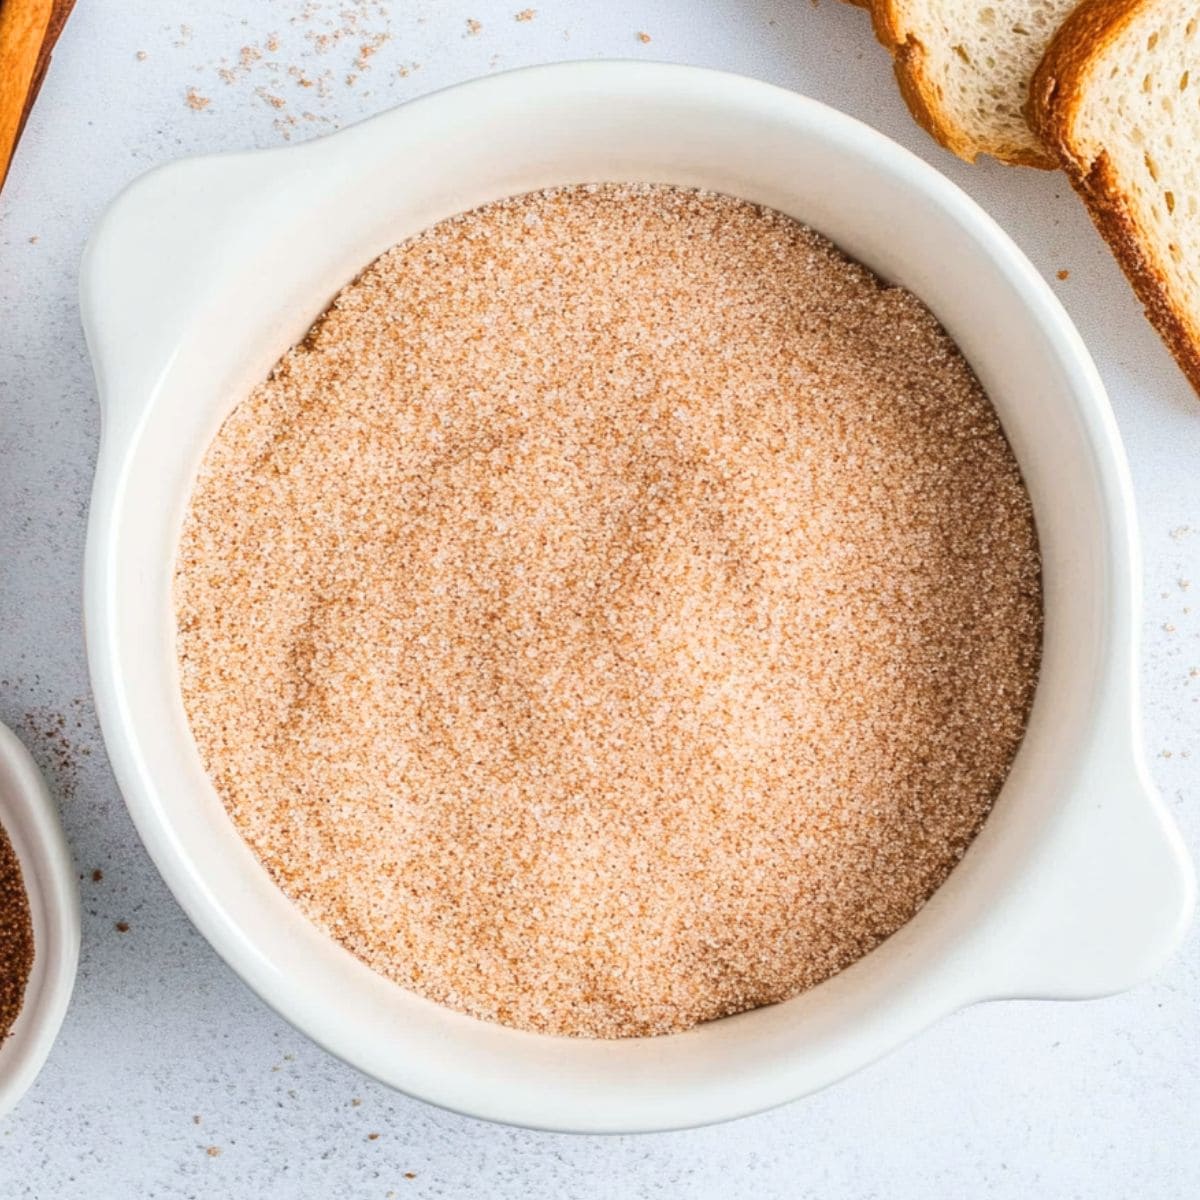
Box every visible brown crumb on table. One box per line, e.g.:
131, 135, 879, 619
356, 32, 389, 71
515, 8, 536, 20
28, 235, 38, 244
368, 1132, 380, 1141
266, 33, 280, 53
637, 31, 652, 43
115, 921, 130, 933
257, 88, 287, 109
206, 1146, 221, 1158
21, 707, 80, 800
193, 1115, 202, 1125
185, 88, 211, 111
91, 868, 103, 883
466, 18, 482, 34
1056, 269, 1070, 280
404, 1174, 416, 1181
136, 49, 147, 61
350, 1097, 362, 1107
177, 185, 1042, 1041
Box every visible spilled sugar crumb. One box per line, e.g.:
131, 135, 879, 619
637, 31, 652, 44
1057, 268, 1070, 280
21, 703, 89, 802
466, 18, 482, 35
515, 8, 536, 21
177, 185, 1042, 1039
184, 87, 211, 111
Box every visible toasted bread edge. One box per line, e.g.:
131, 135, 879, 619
850, 0, 1058, 168
1029, 0, 1200, 395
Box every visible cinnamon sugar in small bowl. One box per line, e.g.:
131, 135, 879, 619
82, 63, 1193, 1131
176, 183, 1042, 1041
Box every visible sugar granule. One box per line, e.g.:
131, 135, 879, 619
176, 185, 1042, 1038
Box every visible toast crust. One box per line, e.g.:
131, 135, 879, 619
1029, 0, 1200, 395
853, 0, 1059, 167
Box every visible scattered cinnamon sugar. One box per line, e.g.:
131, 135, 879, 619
91, 868, 103, 883
515, 8, 536, 21
637, 31, 652, 44
1057, 268, 1070, 280
206, 1146, 221, 1158
184, 87, 211, 112
21, 706, 83, 801
0, 819, 34, 1044
466, 18, 482, 35
187, 2, 393, 134
115, 921, 130, 934
176, 185, 1042, 1039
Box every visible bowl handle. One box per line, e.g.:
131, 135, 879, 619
80, 148, 305, 450
977, 745, 1194, 1001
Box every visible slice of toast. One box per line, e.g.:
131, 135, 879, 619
1029, 1, 1200, 394
851, 0, 1081, 166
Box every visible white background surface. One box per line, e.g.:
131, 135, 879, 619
1, 2, 1197, 1196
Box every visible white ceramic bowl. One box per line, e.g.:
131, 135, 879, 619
81, 62, 1193, 1133
0, 722, 79, 1119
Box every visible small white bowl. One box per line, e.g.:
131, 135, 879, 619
81, 62, 1193, 1132
0, 721, 79, 1119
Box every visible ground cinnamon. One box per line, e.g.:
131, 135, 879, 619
0, 819, 33, 1043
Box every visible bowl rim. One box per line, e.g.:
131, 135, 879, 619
79, 60, 1194, 1132
0, 721, 80, 1120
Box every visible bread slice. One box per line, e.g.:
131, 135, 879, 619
1029, 1, 1200, 394
851, 0, 1082, 166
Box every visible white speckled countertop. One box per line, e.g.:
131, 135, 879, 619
1, 2, 1197, 1196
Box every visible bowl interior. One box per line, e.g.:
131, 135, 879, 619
0, 724, 79, 1119
86, 65, 1125, 1131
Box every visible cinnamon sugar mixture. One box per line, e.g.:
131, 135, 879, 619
176, 185, 1041, 1038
